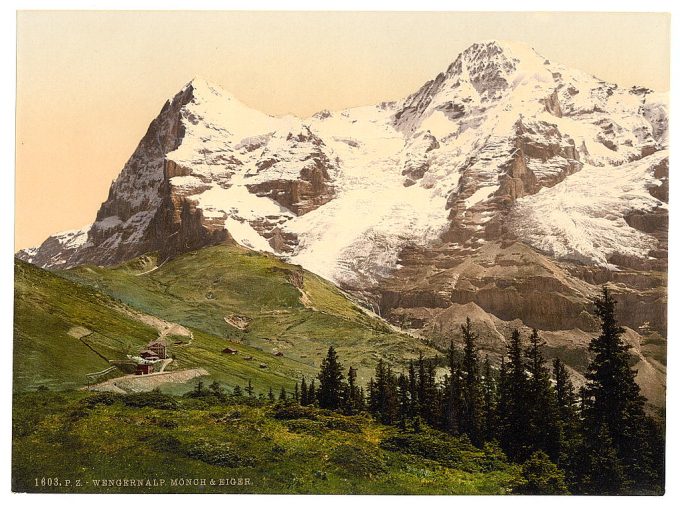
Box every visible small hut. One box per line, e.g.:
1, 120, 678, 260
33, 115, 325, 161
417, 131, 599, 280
146, 340, 168, 359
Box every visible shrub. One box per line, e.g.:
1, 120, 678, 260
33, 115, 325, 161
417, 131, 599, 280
380, 431, 491, 472
329, 443, 386, 477
185, 439, 255, 468
323, 416, 362, 434
514, 451, 569, 495
82, 393, 120, 408
272, 403, 320, 421
122, 391, 179, 410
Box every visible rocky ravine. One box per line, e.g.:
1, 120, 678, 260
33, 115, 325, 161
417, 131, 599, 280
18, 41, 668, 406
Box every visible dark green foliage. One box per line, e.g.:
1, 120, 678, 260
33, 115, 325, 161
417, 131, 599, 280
460, 318, 484, 446
381, 430, 509, 474
185, 439, 255, 468
515, 451, 569, 495
329, 443, 386, 477
122, 391, 178, 410
578, 287, 662, 494
525, 329, 560, 461
368, 359, 399, 424
342, 366, 363, 415
498, 329, 530, 461
317, 346, 344, 410
481, 356, 497, 442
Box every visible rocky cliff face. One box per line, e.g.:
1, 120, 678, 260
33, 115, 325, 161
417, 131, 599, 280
18, 41, 668, 405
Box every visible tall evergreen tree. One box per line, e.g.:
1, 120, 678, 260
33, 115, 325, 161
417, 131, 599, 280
397, 373, 410, 423
293, 382, 300, 402
552, 357, 579, 475
343, 366, 363, 415
525, 329, 560, 461
317, 346, 345, 410
444, 340, 463, 435
499, 329, 531, 460
245, 379, 254, 398
460, 318, 484, 446
408, 359, 418, 418
581, 287, 654, 492
481, 355, 497, 442
300, 377, 308, 405
308, 380, 317, 405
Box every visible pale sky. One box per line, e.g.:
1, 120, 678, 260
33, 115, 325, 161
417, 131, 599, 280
15, 11, 670, 250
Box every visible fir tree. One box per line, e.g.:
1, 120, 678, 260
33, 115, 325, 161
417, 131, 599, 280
300, 377, 308, 405
460, 318, 484, 446
209, 380, 224, 397
343, 366, 362, 415
481, 355, 497, 441
444, 341, 461, 435
232, 385, 243, 397
499, 329, 531, 460
317, 346, 345, 409
294, 382, 300, 402
245, 379, 254, 398
525, 329, 560, 461
268, 387, 275, 402
308, 380, 317, 405
581, 287, 653, 492
408, 360, 418, 417
552, 357, 579, 474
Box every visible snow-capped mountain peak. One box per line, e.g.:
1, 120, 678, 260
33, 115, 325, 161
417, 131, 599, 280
20, 41, 668, 291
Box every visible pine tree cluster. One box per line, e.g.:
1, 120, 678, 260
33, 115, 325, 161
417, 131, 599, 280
293, 287, 665, 495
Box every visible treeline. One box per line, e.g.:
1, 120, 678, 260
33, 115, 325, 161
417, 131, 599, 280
287, 287, 664, 495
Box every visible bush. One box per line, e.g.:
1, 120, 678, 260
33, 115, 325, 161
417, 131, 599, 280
122, 391, 179, 410
82, 393, 121, 408
380, 431, 491, 472
185, 439, 255, 468
329, 443, 386, 477
285, 419, 323, 435
514, 451, 569, 495
323, 416, 362, 434
272, 403, 320, 421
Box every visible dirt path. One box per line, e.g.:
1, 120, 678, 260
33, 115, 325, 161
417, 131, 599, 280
86, 368, 208, 394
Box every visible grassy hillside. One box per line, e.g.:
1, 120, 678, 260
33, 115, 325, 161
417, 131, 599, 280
60, 243, 438, 383
14, 259, 316, 394
12, 390, 520, 494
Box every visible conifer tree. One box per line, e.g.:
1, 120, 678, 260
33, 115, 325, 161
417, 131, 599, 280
460, 318, 484, 446
444, 341, 461, 435
525, 329, 560, 460
268, 387, 275, 402
317, 346, 345, 409
552, 357, 579, 473
294, 382, 300, 402
481, 355, 497, 441
300, 377, 308, 405
397, 373, 410, 422
343, 366, 363, 415
408, 359, 418, 417
279, 386, 287, 401
245, 379, 254, 398
209, 380, 224, 397
308, 380, 317, 405
499, 329, 531, 460
581, 287, 653, 492
232, 385, 243, 397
